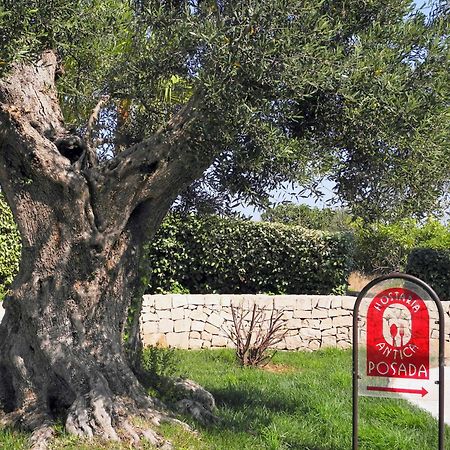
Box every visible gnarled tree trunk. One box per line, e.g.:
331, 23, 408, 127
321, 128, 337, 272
0, 52, 214, 448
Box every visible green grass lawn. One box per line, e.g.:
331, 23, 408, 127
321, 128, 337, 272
1, 348, 447, 449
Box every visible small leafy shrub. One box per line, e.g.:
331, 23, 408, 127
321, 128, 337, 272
141, 345, 177, 385
145, 214, 353, 295
226, 303, 288, 367
0, 194, 21, 300
352, 218, 450, 275
406, 248, 450, 301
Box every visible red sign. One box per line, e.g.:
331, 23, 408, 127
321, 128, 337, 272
366, 287, 429, 380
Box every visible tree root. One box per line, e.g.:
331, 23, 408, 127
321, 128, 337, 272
0, 377, 217, 449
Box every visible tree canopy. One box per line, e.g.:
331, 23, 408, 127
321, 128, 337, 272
1, 0, 449, 220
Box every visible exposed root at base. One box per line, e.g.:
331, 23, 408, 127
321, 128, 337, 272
1, 377, 218, 449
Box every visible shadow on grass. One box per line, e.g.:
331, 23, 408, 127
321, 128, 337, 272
194, 383, 342, 450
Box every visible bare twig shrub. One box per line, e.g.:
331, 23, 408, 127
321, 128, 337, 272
227, 302, 288, 367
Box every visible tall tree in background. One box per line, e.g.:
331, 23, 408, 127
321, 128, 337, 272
0, 0, 448, 446
261, 203, 352, 232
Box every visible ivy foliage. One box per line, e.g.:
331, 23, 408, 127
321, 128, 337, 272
145, 215, 353, 295
0, 195, 21, 300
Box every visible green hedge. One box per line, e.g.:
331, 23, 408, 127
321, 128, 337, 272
0, 195, 21, 300
145, 215, 353, 295
406, 248, 450, 301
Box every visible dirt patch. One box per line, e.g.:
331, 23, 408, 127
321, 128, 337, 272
261, 362, 297, 374
348, 271, 377, 294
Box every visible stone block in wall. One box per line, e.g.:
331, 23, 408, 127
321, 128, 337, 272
337, 340, 352, 349
295, 297, 313, 311
166, 332, 189, 348
310, 297, 320, 308
142, 321, 158, 335
154, 295, 172, 310
318, 298, 332, 309
328, 308, 348, 318
172, 295, 188, 308
331, 297, 342, 308
201, 331, 212, 342
320, 318, 333, 330
171, 308, 184, 320
204, 295, 221, 305
143, 295, 155, 308
272, 296, 295, 309
220, 310, 233, 321
256, 297, 277, 309
142, 312, 158, 322
322, 336, 337, 347
299, 328, 321, 339
189, 339, 204, 349
228, 294, 245, 306
191, 310, 207, 321
285, 335, 303, 350
309, 340, 320, 350
281, 310, 294, 320
305, 319, 321, 329
188, 295, 205, 306
341, 297, 356, 310
323, 327, 337, 337
333, 315, 353, 328
191, 321, 205, 332
286, 318, 303, 329
158, 309, 173, 319
190, 331, 201, 339
174, 319, 191, 332
311, 309, 329, 319
159, 319, 173, 333
444, 315, 450, 330
293, 310, 313, 319
337, 330, 350, 341
144, 333, 167, 347
211, 335, 229, 347
204, 322, 220, 335
207, 312, 224, 328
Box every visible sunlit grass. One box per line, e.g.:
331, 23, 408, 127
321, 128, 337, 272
0, 348, 447, 449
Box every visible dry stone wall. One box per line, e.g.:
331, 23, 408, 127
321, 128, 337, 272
1, 296, 448, 352
140, 294, 357, 351
140, 294, 450, 351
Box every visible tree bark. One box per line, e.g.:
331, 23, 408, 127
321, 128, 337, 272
0, 52, 215, 448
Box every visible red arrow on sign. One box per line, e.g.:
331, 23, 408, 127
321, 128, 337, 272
367, 386, 428, 397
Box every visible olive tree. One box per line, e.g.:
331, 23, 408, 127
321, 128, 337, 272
0, 0, 448, 447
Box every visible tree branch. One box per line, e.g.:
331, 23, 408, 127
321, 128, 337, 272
0, 51, 74, 189
86, 89, 216, 238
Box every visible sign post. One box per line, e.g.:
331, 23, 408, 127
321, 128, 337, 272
352, 273, 444, 450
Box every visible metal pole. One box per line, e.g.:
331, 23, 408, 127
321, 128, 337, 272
352, 299, 359, 450
437, 295, 445, 450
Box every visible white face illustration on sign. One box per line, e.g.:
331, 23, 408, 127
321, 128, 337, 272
382, 304, 412, 348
